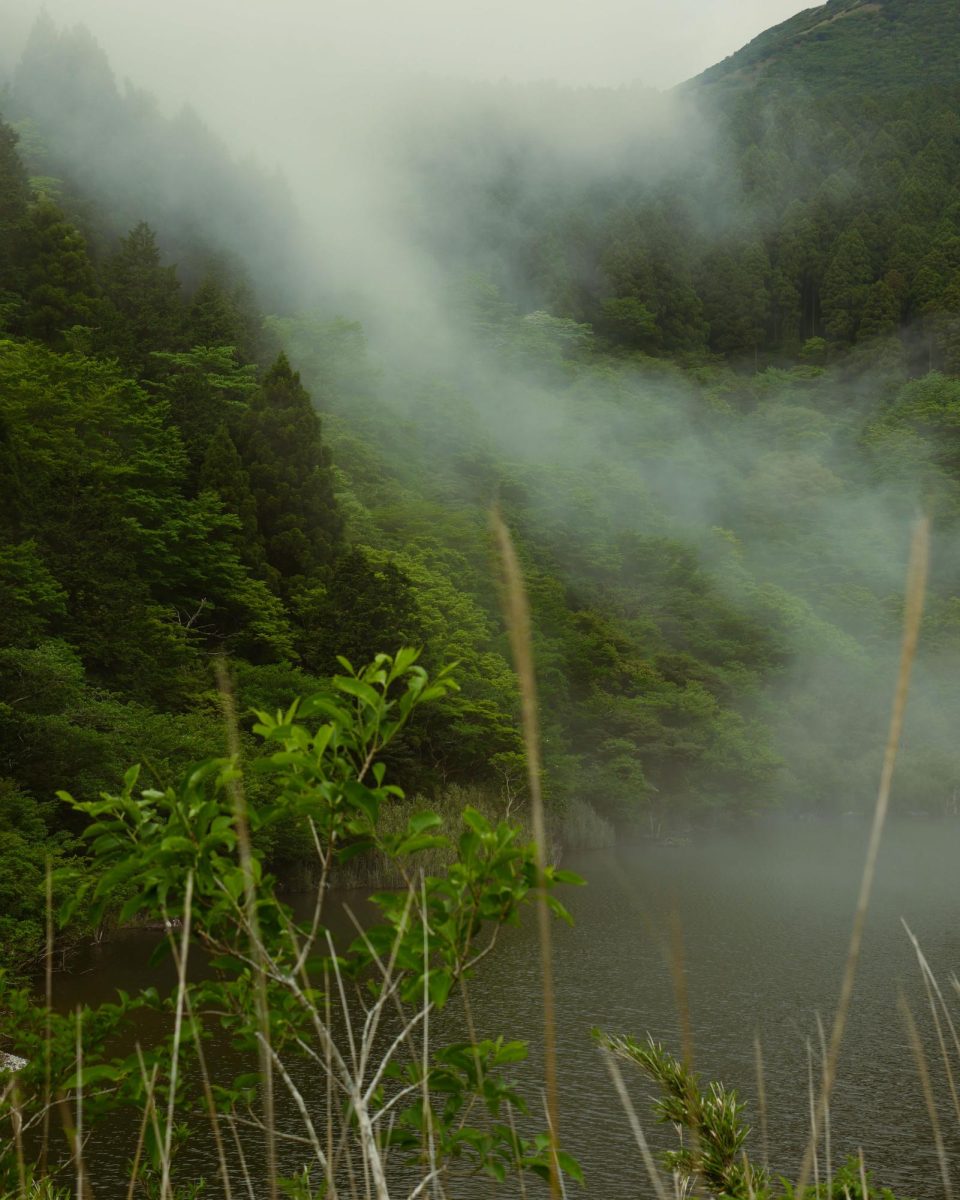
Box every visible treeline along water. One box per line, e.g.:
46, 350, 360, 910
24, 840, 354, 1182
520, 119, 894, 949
49, 820, 960, 1198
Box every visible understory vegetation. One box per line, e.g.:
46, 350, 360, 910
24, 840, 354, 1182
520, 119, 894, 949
0, 651, 919, 1199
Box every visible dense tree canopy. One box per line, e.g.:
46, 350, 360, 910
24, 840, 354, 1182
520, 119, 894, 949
5, 3, 960, 976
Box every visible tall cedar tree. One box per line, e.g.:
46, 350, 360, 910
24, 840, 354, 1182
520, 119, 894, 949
300, 547, 420, 675
0, 117, 30, 311
198, 422, 266, 573
98, 222, 184, 372
188, 273, 261, 361
22, 197, 99, 346
238, 353, 342, 586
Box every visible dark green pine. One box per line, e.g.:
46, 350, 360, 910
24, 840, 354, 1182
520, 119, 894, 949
198, 422, 267, 575
238, 353, 343, 587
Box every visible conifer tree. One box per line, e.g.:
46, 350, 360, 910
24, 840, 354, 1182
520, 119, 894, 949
0, 117, 30, 311
98, 221, 184, 371
238, 353, 342, 586
187, 273, 259, 358
22, 197, 99, 346
858, 279, 900, 342
198, 423, 266, 574
821, 228, 873, 343
298, 547, 419, 675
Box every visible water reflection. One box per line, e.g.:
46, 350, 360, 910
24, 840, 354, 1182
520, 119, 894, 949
45, 820, 960, 1198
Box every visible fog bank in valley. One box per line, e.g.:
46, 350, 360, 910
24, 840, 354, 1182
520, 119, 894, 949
3, 0, 957, 819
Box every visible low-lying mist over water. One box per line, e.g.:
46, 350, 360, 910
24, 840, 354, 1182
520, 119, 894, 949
49, 825, 960, 1199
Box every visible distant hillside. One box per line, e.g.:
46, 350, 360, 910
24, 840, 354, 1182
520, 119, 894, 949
2, 14, 303, 308
693, 0, 960, 95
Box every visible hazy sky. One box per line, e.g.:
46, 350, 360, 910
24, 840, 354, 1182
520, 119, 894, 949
8, 0, 815, 96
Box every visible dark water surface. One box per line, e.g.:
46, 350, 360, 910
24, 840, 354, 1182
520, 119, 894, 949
51, 821, 960, 1198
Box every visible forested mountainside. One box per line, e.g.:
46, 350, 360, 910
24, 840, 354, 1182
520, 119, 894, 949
4, 7, 960, 969
695, 0, 960, 96
2, 13, 302, 306
391, 0, 960, 372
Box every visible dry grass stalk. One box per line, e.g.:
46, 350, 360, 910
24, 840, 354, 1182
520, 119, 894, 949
10, 1077, 26, 1198
794, 515, 930, 1198
215, 658, 278, 1200
75, 1008, 84, 1200
753, 1034, 769, 1176
899, 990, 953, 1200
491, 505, 561, 1199
806, 1039, 819, 1199
902, 920, 960, 1130
599, 1047, 670, 1200
183, 988, 235, 1200
125, 1059, 159, 1200
160, 869, 194, 1200
816, 1013, 832, 1199
858, 1147, 869, 1200
42, 857, 54, 1182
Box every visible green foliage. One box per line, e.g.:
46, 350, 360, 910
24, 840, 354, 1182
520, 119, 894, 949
0, 113, 30, 304
0, 652, 582, 1195
149, 344, 258, 479
596, 1033, 910, 1200
97, 221, 185, 371
598, 1032, 759, 1195
21, 195, 99, 346
198, 421, 266, 570
696, 0, 960, 97
238, 353, 343, 586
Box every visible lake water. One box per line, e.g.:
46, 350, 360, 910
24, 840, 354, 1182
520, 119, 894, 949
50, 820, 960, 1198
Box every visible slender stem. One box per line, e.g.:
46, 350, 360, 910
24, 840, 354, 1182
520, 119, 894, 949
794, 516, 929, 1197
492, 507, 561, 1199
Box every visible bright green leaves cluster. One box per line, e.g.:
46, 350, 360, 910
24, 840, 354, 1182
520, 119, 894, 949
59, 759, 242, 927
382, 1038, 584, 1187
595, 1032, 908, 1200
0, 338, 292, 685
2, 651, 582, 1195
597, 1032, 757, 1196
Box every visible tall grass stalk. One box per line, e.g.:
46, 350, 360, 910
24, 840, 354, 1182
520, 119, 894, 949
815, 1013, 832, 1200
753, 1034, 769, 1175
599, 1047, 670, 1200
42, 858, 53, 1180
899, 990, 953, 1200
903, 919, 960, 1129
858, 1147, 870, 1200
794, 515, 929, 1198
184, 988, 235, 1200
160, 870, 194, 1200
492, 505, 561, 1200
74, 1007, 84, 1200
125, 1058, 159, 1200
216, 658, 278, 1200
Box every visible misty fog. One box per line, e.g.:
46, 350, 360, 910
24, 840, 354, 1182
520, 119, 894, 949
2, 0, 954, 821
7, 2, 960, 1198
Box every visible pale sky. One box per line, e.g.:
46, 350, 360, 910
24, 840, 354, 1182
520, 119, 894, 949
6, 0, 816, 97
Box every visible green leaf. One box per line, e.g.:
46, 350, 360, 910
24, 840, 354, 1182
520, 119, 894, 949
407, 811, 442, 836
63, 1063, 123, 1090
556, 1150, 585, 1184
462, 807, 493, 836
551, 868, 586, 887
334, 676, 381, 708
160, 836, 195, 854
427, 969, 453, 1008
545, 894, 574, 926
